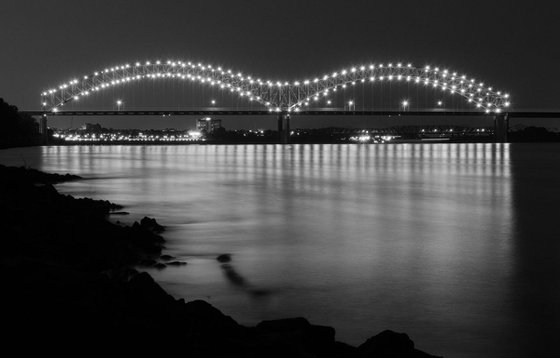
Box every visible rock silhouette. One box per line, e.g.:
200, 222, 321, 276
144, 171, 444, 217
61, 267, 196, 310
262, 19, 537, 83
0, 165, 441, 357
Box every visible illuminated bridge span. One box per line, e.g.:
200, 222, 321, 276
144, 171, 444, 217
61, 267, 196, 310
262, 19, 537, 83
41, 59, 511, 114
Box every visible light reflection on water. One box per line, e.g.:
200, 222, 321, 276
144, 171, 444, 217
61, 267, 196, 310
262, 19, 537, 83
1, 143, 559, 358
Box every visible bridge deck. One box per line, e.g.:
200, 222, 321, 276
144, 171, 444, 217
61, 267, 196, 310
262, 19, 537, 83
20, 109, 560, 118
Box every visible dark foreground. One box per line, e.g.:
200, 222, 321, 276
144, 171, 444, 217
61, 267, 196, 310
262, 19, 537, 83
0, 164, 440, 357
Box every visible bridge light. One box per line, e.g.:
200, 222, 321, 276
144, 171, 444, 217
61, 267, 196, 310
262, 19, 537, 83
52, 108, 58, 113
407, 63, 412, 67
505, 101, 510, 107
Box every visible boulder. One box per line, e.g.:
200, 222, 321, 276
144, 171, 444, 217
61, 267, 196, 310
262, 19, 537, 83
167, 261, 187, 266
153, 262, 167, 270
140, 216, 165, 233
216, 253, 231, 263
358, 330, 442, 358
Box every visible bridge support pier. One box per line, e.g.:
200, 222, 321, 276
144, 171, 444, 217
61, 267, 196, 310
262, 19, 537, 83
494, 113, 509, 143
40, 114, 49, 145
277, 113, 291, 144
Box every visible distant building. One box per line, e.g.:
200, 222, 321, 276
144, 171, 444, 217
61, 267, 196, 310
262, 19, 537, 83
196, 117, 222, 133
81, 123, 102, 132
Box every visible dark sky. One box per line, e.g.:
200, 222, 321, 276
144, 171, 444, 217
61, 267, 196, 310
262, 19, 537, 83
1, 0, 559, 128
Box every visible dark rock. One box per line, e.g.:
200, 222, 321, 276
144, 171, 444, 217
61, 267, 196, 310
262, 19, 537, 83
358, 330, 442, 358
216, 253, 232, 262
138, 259, 157, 267
139, 216, 165, 233
109, 211, 129, 215
257, 317, 311, 332
0, 165, 442, 358
166, 261, 187, 266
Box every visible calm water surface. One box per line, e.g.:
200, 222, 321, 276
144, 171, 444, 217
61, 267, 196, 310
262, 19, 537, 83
1, 143, 559, 357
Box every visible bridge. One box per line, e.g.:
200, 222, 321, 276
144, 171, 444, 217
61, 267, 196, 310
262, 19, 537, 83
28, 58, 559, 143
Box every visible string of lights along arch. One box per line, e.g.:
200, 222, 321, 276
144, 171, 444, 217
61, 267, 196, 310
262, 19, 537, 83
41, 59, 511, 114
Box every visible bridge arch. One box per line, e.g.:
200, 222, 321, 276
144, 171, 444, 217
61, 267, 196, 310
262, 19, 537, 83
41, 59, 511, 113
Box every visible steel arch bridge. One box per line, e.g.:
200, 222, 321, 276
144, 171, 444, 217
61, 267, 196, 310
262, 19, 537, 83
41, 59, 511, 114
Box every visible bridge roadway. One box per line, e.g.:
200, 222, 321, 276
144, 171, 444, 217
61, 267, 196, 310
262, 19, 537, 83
20, 109, 560, 118
22, 108, 560, 144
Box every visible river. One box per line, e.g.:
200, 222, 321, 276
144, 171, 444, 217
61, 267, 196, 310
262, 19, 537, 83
1, 143, 558, 357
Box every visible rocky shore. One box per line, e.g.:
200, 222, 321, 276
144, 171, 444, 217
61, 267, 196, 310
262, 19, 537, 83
0, 164, 441, 357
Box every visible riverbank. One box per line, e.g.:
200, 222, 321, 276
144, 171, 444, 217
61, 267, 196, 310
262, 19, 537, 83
0, 164, 441, 357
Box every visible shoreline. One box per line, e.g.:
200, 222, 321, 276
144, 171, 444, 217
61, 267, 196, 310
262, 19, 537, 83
0, 164, 441, 357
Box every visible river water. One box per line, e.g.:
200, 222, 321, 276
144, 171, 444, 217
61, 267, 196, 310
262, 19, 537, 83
1, 143, 559, 357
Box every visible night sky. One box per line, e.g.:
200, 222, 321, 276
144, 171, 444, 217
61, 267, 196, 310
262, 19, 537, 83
1, 0, 559, 129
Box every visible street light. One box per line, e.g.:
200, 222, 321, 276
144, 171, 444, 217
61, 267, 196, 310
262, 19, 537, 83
402, 99, 409, 110
117, 100, 123, 111
347, 100, 355, 111
211, 99, 216, 106
437, 100, 443, 107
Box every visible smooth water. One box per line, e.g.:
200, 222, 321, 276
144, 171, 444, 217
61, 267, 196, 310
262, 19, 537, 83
1, 143, 559, 357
